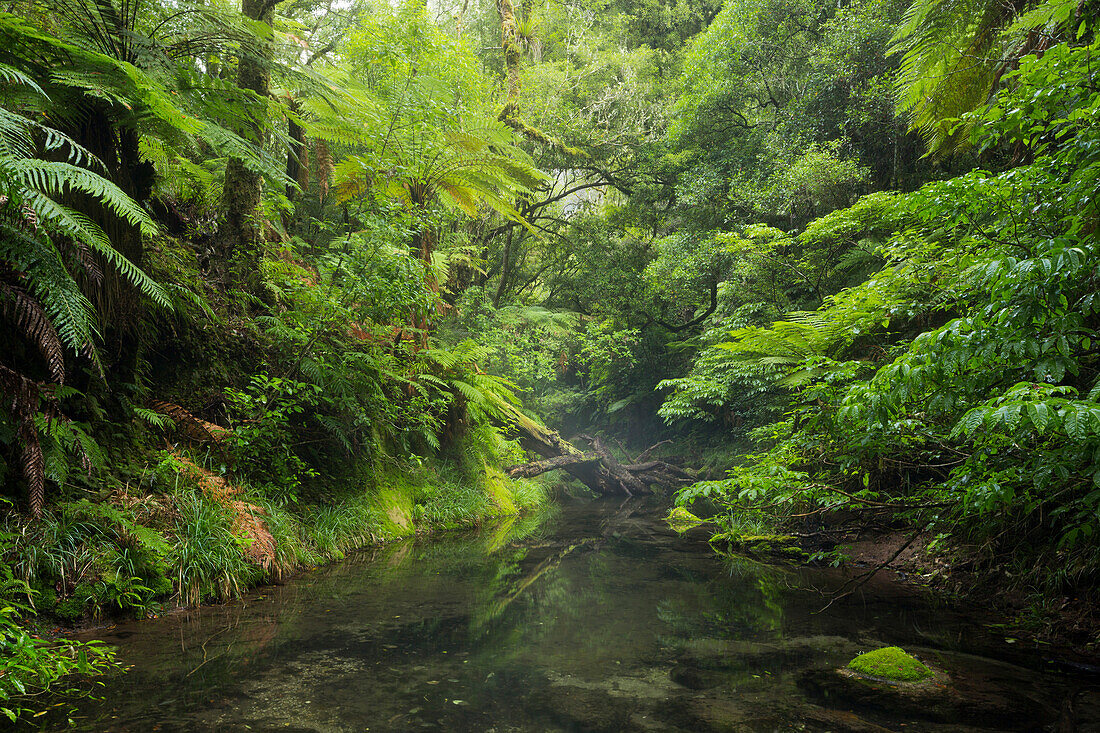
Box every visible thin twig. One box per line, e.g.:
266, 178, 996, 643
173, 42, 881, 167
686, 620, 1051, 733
817, 525, 927, 613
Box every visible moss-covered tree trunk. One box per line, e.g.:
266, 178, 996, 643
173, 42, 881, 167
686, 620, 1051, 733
216, 0, 275, 290
66, 104, 153, 387
497, 0, 521, 119
284, 96, 306, 231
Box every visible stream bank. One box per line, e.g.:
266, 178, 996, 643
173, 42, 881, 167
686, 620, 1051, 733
816, 528, 1100, 657
34, 496, 1100, 732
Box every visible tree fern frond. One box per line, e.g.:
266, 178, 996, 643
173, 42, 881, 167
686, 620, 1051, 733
0, 219, 101, 359
0, 61, 44, 94
451, 379, 486, 404
889, 0, 1024, 153
23, 191, 169, 307
0, 363, 48, 515
8, 158, 157, 234
0, 281, 65, 383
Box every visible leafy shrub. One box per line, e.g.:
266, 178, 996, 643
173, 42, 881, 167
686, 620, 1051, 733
0, 512, 120, 723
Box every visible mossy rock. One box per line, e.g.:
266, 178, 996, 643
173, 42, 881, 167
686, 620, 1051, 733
150, 574, 174, 597
665, 506, 704, 533
800, 647, 1055, 728
55, 588, 92, 623
710, 532, 808, 561
31, 584, 58, 613
847, 646, 933, 682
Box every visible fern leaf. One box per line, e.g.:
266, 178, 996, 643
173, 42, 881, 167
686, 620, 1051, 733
0, 281, 65, 383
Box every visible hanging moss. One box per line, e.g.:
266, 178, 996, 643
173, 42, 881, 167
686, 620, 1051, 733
847, 646, 933, 682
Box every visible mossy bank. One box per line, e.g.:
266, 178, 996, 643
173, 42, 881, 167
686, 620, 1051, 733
5, 428, 548, 629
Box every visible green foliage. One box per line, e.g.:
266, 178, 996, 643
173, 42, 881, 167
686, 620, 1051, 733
889, 0, 1081, 153
3, 499, 172, 620
0, 504, 121, 723
674, 17, 1100, 606
0, 0, 1095, 717
224, 373, 322, 502
0, 596, 119, 724
170, 490, 261, 607
307, 492, 393, 560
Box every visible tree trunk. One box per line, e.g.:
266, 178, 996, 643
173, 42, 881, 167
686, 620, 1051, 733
497, 0, 522, 118
492, 225, 514, 308
66, 105, 152, 385
286, 97, 306, 202
216, 0, 275, 290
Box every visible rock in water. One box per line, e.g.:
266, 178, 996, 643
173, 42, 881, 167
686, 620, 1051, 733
847, 646, 932, 682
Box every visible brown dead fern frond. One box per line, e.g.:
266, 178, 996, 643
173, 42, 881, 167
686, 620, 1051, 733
168, 452, 278, 572
65, 240, 104, 287
150, 401, 232, 444
0, 280, 66, 384
0, 363, 54, 517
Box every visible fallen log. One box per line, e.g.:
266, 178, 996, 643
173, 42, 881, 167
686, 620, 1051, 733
503, 422, 695, 496
505, 452, 602, 478
484, 392, 694, 495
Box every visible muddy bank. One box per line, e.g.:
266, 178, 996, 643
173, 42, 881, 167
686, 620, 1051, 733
790, 526, 1100, 668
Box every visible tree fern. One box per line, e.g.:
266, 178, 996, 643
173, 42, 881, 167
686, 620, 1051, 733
0, 219, 100, 360
0, 40, 182, 514
890, 0, 1048, 153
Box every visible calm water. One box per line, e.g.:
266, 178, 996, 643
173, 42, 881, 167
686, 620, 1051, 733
53, 498, 1100, 732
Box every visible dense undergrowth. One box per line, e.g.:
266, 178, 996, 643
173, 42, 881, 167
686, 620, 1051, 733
0, 226, 550, 721
666, 19, 1100, 640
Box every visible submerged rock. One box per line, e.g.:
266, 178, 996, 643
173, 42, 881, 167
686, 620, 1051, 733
798, 706, 897, 733
708, 532, 809, 561
678, 635, 860, 671
661, 695, 790, 733
527, 684, 641, 731
798, 646, 1057, 729
669, 665, 726, 690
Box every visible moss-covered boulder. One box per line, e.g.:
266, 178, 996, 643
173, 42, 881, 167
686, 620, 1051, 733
665, 506, 704, 533
799, 645, 1056, 728
847, 646, 932, 682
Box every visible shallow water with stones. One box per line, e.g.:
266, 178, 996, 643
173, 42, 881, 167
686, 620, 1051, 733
47, 497, 1100, 732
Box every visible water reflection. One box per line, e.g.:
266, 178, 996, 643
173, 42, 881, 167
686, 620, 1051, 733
51, 497, 1098, 732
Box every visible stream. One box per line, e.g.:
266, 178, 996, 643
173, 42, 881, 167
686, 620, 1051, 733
55, 497, 1100, 732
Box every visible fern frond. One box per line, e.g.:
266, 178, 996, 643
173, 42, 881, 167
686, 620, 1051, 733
23, 191, 169, 307
133, 407, 175, 429
0, 281, 65, 383
451, 379, 486, 404
0, 220, 100, 359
